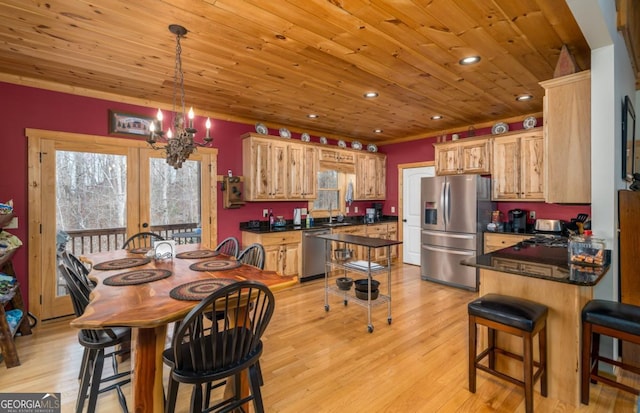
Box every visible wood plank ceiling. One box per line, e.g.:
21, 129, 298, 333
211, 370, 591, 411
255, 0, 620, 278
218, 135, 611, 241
0, 0, 591, 144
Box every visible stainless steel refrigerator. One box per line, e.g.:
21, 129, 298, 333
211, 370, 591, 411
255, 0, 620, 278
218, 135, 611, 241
420, 175, 494, 291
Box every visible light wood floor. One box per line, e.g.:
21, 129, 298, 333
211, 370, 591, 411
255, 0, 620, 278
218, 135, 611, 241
2, 264, 638, 412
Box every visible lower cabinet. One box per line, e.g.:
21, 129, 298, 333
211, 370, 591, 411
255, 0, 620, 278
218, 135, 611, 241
241, 231, 301, 277
365, 223, 398, 261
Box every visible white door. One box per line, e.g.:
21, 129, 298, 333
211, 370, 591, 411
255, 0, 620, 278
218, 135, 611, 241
402, 166, 435, 265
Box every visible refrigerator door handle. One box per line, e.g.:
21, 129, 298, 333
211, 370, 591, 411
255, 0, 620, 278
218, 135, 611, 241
445, 181, 451, 226
441, 181, 448, 226
421, 230, 476, 240
422, 245, 476, 255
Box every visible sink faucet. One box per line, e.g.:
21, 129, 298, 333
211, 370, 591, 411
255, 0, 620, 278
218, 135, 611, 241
328, 203, 333, 223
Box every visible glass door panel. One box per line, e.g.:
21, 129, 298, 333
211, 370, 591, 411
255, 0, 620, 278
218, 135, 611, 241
148, 158, 202, 243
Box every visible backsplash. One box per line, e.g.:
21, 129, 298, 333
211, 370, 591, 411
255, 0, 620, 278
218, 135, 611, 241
495, 202, 591, 223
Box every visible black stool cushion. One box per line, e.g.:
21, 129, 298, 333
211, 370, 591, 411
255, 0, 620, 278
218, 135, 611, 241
468, 294, 548, 332
582, 299, 640, 336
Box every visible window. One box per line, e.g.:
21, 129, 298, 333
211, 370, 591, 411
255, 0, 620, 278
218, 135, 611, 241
311, 169, 353, 216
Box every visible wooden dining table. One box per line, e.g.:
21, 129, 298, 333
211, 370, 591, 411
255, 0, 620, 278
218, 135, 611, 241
71, 243, 297, 413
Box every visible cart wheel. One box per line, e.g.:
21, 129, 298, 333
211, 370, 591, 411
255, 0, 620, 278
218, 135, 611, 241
368, 325, 374, 333
324, 304, 330, 312
387, 317, 392, 325
343, 299, 348, 306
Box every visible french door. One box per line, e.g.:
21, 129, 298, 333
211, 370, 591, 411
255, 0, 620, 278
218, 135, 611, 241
27, 129, 217, 320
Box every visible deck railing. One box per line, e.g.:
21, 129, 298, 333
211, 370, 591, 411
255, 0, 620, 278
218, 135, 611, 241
63, 223, 200, 256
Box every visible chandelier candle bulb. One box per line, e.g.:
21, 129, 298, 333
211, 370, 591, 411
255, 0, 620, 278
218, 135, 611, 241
188, 107, 194, 129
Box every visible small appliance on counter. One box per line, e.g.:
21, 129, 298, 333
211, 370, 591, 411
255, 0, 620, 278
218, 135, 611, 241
365, 208, 376, 224
508, 209, 527, 233
372, 202, 383, 221
293, 208, 302, 226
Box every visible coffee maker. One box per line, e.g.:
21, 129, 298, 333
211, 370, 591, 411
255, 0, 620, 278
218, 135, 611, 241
372, 202, 383, 222
365, 208, 376, 224
508, 209, 527, 233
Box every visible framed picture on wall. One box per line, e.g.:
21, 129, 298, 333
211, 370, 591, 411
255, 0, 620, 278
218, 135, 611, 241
622, 95, 636, 182
108, 110, 155, 137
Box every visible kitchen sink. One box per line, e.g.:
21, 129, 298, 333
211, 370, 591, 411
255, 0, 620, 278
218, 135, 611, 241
322, 222, 351, 227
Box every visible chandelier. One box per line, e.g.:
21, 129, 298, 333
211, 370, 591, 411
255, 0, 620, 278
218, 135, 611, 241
148, 24, 212, 169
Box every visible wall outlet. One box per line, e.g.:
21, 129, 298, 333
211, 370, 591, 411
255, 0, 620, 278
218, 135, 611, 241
391, 206, 395, 213
345, 206, 349, 214
262, 209, 268, 218
301, 208, 307, 215
354, 206, 358, 213
529, 211, 536, 220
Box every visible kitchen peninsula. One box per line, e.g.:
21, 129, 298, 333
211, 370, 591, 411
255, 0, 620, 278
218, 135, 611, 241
462, 243, 611, 406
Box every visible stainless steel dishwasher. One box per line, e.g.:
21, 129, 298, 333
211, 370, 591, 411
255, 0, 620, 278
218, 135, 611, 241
302, 228, 331, 281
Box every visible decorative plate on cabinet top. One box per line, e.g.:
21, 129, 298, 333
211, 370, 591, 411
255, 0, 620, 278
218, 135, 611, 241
255, 123, 268, 135
301, 132, 311, 142
491, 122, 509, 135
523, 116, 537, 129
351, 141, 362, 150
337, 140, 347, 148
319, 136, 328, 144
279, 128, 291, 138
367, 143, 378, 153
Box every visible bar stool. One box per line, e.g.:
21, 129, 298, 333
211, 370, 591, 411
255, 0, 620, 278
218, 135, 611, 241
468, 294, 548, 413
581, 299, 640, 404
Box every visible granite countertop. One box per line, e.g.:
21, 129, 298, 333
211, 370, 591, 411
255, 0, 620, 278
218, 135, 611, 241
240, 216, 398, 234
461, 243, 611, 286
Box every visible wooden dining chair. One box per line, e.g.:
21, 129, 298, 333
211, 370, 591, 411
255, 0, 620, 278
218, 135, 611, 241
215, 236, 240, 258
58, 261, 131, 413
237, 243, 265, 269
121, 231, 164, 250
163, 280, 276, 413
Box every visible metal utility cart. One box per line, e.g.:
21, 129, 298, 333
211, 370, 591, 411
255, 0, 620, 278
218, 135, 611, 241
315, 232, 402, 333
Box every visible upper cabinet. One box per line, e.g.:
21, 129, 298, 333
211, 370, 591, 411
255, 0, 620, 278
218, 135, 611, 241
540, 71, 591, 203
434, 138, 491, 175
355, 152, 386, 200
319, 148, 355, 165
491, 129, 544, 201
242, 135, 288, 200
287, 144, 318, 200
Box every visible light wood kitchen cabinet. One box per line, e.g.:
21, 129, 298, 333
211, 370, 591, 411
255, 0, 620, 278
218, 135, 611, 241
242, 231, 301, 277
365, 222, 398, 261
242, 135, 288, 200
491, 129, 544, 201
540, 71, 591, 204
434, 138, 491, 175
319, 148, 355, 164
287, 143, 318, 199
331, 225, 366, 260
483, 232, 531, 253
355, 152, 386, 200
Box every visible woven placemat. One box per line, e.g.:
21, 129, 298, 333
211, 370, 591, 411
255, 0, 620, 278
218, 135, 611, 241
103, 269, 172, 286
93, 257, 151, 271
170, 279, 236, 301
129, 247, 152, 254
189, 260, 241, 272
175, 250, 220, 259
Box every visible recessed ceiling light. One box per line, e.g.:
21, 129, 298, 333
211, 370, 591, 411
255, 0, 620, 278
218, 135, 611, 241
364, 91, 379, 98
459, 56, 481, 65
373, 129, 383, 133
516, 94, 533, 101
307, 114, 319, 118
431, 115, 443, 120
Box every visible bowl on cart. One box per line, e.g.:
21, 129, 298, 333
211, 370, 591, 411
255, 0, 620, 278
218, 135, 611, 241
354, 279, 380, 292
336, 277, 353, 290
355, 289, 379, 300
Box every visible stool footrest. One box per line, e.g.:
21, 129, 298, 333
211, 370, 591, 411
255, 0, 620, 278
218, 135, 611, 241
476, 348, 544, 387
